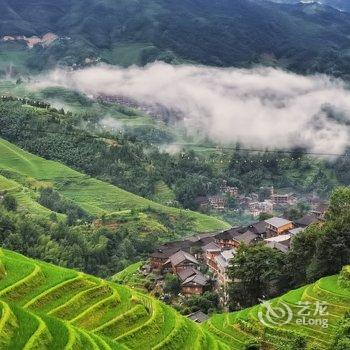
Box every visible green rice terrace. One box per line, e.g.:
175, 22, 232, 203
0, 138, 229, 233
0, 248, 227, 350
204, 266, 350, 350
0, 248, 348, 349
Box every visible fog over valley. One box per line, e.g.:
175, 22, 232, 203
33, 63, 350, 155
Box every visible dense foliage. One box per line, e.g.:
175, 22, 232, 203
0, 200, 179, 277
332, 314, 350, 350
228, 243, 286, 308
38, 188, 90, 225
228, 186, 350, 309
0, 100, 347, 212
181, 292, 220, 315
1, 0, 350, 76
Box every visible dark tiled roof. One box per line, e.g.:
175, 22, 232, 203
187, 311, 209, 323
150, 250, 173, 259
198, 236, 216, 246
178, 267, 197, 282
160, 240, 193, 252
150, 240, 193, 259
249, 221, 267, 235
233, 230, 259, 245
182, 269, 208, 286
294, 213, 319, 227
187, 233, 216, 244
215, 228, 241, 240
168, 250, 198, 267
202, 242, 221, 252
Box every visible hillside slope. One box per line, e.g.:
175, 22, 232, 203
1, 0, 350, 75
0, 248, 227, 350
0, 173, 63, 218
0, 248, 348, 349
269, 0, 350, 12
204, 268, 350, 349
0, 137, 229, 233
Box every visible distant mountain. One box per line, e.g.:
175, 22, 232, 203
268, 1, 350, 12
1, 0, 350, 76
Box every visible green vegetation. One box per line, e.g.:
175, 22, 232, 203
205, 269, 350, 349
228, 243, 286, 308
0, 137, 228, 233
339, 266, 350, 289
228, 187, 350, 309
0, 247, 347, 349
100, 43, 171, 67
111, 262, 146, 292
0, 174, 63, 219
1, 1, 350, 76
0, 97, 347, 218
153, 181, 176, 206
38, 188, 90, 225
0, 248, 227, 349
0, 137, 227, 279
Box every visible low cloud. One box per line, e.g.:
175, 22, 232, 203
34, 62, 350, 154
99, 116, 123, 132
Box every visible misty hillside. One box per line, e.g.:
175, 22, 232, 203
267, 0, 350, 12
1, 0, 350, 75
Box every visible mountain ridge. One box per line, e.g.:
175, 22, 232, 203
1, 0, 350, 76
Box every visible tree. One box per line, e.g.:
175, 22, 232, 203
3, 194, 17, 211
286, 225, 319, 286
164, 274, 181, 296
174, 175, 216, 210
287, 186, 350, 285
327, 187, 350, 221
228, 243, 287, 309
227, 196, 238, 210
307, 187, 350, 281
183, 291, 220, 314
258, 212, 273, 221
307, 220, 350, 281
332, 314, 350, 350
259, 187, 272, 201
284, 202, 309, 221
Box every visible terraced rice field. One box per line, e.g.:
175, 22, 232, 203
204, 269, 350, 349
0, 174, 60, 218
153, 181, 176, 205
0, 138, 230, 232
0, 248, 348, 349
0, 248, 228, 350
111, 262, 147, 292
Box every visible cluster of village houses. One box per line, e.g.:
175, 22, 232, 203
147, 202, 327, 300
197, 184, 298, 217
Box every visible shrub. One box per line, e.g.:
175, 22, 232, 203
2, 195, 17, 212
339, 266, 350, 289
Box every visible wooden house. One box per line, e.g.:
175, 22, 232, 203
150, 240, 193, 270
265, 217, 293, 237
178, 267, 209, 296
164, 250, 199, 274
